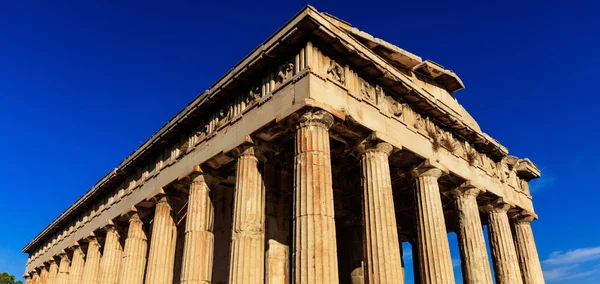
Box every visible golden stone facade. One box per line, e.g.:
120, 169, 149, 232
22, 6, 545, 284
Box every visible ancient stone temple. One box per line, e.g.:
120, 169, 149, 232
22, 6, 545, 284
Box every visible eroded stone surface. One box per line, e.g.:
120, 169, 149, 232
513, 215, 545, 284
484, 203, 523, 284
359, 142, 404, 284
449, 183, 493, 284
229, 147, 265, 284
119, 213, 147, 284
180, 175, 214, 284
293, 110, 339, 284
144, 197, 177, 284
412, 162, 455, 284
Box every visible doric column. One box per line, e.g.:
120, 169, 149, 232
358, 141, 403, 284
484, 202, 523, 284
181, 174, 214, 284
31, 270, 40, 284
47, 258, 59, 284
24, 274, 32, 284
293, 110, 339, 284
39, 266, 48, 284
81, 237, 102, 284
56, 252, 71, 284
512, 214, 545, 284
411, 161, 455, 284
98, 223, 123, 284
69, 243, 86, 284
229, 146, 265, 284
448, 183, 493, 284
119, 212, 148, 284
144, 196, 178, 284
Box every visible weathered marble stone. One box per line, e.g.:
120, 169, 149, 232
24, 274, 32, 284
145, 196, 177, 284
358, 141, 404, 284
98, 225, 123, 284
46, 259, 58, 284
293, 110, 339, 284
68, 244, 86, 284
55, 253, 70, 284
448, 183, 493, 284
512, 215, 545, 284
484, 202, 523, 284
180, 175, 214, 284
80, 238, 101, 284
119, 213, 147, 284
229, 147, 265, 284
412, 161, 455, 284
31, 271, 40, 284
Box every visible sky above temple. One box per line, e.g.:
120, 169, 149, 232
1, 1, 598, 282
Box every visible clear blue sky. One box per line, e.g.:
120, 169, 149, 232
1, 1, 598, 283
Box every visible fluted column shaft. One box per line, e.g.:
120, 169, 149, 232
412, 164, 455, 284
359, 142, 403, 284
181, 175, 214, 284
513, 216, 545, 284
293, 110, 339, 284
81, 238, 102, 284
486, 203, 523, 284
69, 245, 86, 284
56, 254, 71, 284
31, 271, 40, 284
98, 226, 123, 284
39, 267, 48, 284
144, 196, 178, 284
451, 185, 493, 284
47, 260, 58, 284
229, 147, 265, 284
24, 275, 32, 284
119, 213, 148, 284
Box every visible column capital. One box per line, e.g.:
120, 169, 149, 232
481, 199, 513, 213
120, 205, 140, 220
70, 241, 81, 249
445, 181, 484, 199
102, 220, 117, 232
190, 172, 207, 184
58, 249, 69, 259
84, 232, 100, 244
150, 190, 169, 204
232, 144, 259, 158
293, 109, 334, 129
411, 159, 448, 179
511, 210, 538, 224
23, 273, 31, 280
356, 141, 394, 156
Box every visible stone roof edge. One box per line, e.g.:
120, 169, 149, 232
22, 5, 315, 253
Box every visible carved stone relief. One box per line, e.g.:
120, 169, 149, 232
327, 60, 345, 84
277, 62, 295, 82
382, 95, 403, 117
360, 78, 376, 103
